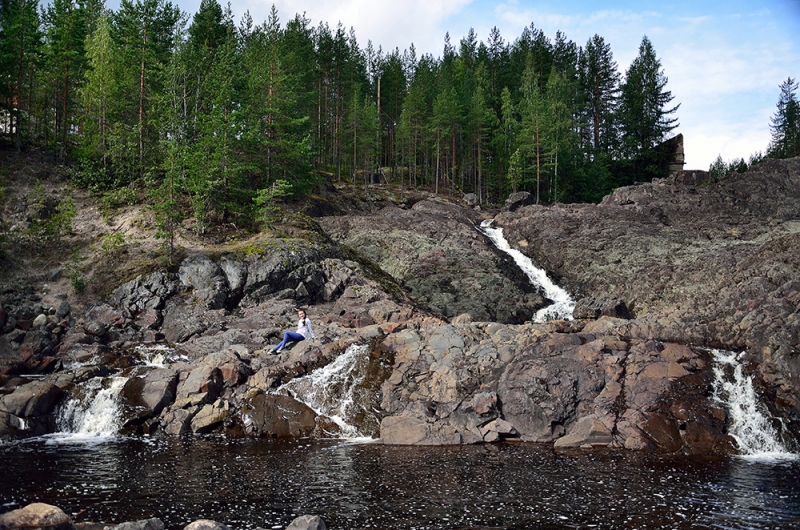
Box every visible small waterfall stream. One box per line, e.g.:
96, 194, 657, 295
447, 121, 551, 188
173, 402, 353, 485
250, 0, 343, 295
711, 349, 795, 459
277, 344, 373, 440
54, 376, 128, 440
480, 219, 575, 322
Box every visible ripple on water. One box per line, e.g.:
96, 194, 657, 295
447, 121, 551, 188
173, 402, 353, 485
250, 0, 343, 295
1, 439, 799, 529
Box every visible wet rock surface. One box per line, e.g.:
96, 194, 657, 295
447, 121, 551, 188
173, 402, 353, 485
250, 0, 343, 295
0, 502, 326, 530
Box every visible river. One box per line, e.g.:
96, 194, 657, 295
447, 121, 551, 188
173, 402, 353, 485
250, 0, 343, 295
2, 436, 799, 529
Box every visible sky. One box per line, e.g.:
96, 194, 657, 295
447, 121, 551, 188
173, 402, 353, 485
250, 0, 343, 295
112, 0, 800, 170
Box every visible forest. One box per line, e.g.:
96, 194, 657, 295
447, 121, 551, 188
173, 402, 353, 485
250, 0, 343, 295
2, 0, 794, 237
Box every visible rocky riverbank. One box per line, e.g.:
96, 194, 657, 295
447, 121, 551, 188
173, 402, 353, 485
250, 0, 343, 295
1, 150, 799, 454
0, 502, 327, 530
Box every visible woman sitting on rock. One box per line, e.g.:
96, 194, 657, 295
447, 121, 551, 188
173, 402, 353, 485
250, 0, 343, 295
272, 309, 316, 353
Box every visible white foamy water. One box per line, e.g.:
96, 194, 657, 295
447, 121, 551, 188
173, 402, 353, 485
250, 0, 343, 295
711, 349, 796, 460
277, 344, 372, 440
134, 344, 178, 367
480, 219, 575, 322
54, 376, 128, 441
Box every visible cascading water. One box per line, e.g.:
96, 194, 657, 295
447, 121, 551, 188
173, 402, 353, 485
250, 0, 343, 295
134, 343, 181, 368
54, 376, 128, 440
711, 349, 795, 459
480, 219, 575, 322
277, 344, 372, 439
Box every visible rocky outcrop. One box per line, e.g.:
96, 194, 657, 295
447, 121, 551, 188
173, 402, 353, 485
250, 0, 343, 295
319, 199, 546, 323
494, 157, 800, 428
0, 380, 64, 436
2, 159, 799, 454
377, 319, 735, 454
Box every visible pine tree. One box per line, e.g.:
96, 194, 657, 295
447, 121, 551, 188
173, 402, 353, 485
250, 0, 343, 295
543, 68, 577, 202
494, 85, 517, 195
518, 57, 546, 203
0, 0, 42, 148
768, 77, 800, 159
241, 6, 312, 194
42, 0, 93, 155
578, 34, 620, 154
618, 36, 679, 158
111, 0, 182, 183
78, 12, 116, 186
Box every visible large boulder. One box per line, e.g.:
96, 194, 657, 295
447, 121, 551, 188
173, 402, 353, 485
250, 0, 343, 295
179, 254, 230, 309
286, 516, 326, 530
503, 191, 535, 211
0, 380, 64, 420
240, 394, 317, 438
182, 521, 229, 530
106, 519, 165, 530
0, 503, 73, 530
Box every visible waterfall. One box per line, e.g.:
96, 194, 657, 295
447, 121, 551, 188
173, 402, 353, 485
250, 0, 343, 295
134, 344, 180, 368
480, 219, 575, 322
277, 344, 372, 439
711, 349, 795, 459
54, 376, 128, 440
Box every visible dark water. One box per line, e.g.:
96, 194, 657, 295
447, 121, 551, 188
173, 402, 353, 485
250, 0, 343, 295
1, 436, 799, 530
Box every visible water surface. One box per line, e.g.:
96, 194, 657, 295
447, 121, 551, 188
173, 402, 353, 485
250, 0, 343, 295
2, 437, 798, 529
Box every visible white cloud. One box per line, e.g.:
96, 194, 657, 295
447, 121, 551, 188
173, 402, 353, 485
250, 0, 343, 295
240, 0, 473, 54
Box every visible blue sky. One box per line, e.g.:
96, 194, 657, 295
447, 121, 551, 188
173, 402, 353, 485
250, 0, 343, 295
113, 0, 800, 170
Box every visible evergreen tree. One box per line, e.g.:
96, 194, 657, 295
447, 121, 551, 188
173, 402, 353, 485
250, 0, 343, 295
618, 36, 679, 158
0, 0, 42, 148
543, 67, 577, 202
431, 85, 458, 194
578, 34, 620, 154
494, 85, 517, 196
42, 0, 96, 155
379, 48, 407, 176
111, 0, 182, 182
241, 6, 312, 194
78, 12, 116, 186
768, 77, 800, 159
518, 57, 546, 203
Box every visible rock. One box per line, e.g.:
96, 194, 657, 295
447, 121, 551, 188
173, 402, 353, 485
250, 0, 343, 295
182, 521, 229, 530
106, 519, 165, 530
462, 193, 479, 207
471, 392, 497, 416
179, 254, 230, 309
161, 408, 198, 435
240, 394, 317, 438
553, 415, 614, 448
121, 368, 179, 416
109, 272, 178, 323
574, 297, 631, 320
55, 301, 70, 319
503, 191, 534, 211
82, 321, 107, 337
379, 415, 461, 445
0, 503, 72, 530
175, 364, 223, 405
319, 202, 546, 323
190, 399, 230, 433
33, 314, 48, 328
0, 381, 64, 418
286, 515, 326, 530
